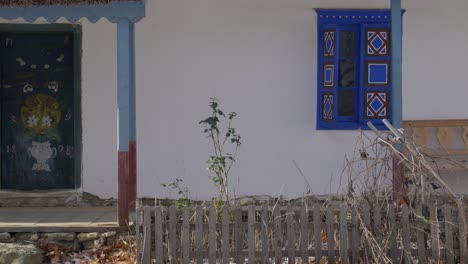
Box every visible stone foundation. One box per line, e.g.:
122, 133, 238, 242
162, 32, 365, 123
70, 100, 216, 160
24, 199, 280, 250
0, 231, 130, 251
0, 192, 116, 207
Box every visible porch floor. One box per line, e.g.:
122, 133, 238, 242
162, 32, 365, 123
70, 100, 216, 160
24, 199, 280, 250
0, 206, 129, 232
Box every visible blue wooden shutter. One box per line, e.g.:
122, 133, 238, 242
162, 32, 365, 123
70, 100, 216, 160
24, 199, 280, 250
317, 27, 337, 129
360, 24, 392, 127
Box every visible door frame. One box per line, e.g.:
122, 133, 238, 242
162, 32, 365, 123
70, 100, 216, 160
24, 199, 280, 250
0, 23, 82, 190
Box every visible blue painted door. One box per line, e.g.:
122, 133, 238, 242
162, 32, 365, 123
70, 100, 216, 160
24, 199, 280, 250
0, 31, 77, 189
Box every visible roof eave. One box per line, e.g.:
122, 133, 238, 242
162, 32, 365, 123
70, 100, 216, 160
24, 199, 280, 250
0, 0, 146, 23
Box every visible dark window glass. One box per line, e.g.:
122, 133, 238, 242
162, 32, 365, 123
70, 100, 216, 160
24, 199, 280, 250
339, 60, 355, 88
339, 31, 354, 58
338, 90, 354, 116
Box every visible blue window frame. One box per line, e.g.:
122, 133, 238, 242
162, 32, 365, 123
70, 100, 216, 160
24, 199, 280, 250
316, 10, 402, 130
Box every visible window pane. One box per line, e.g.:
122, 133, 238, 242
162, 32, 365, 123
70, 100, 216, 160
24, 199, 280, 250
339, 60, 355, 88
339, 31, 354, 58
338, 90, 354, 117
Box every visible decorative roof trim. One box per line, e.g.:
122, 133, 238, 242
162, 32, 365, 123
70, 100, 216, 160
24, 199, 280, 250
0, 1, 145, 23
315, 9, 404, 24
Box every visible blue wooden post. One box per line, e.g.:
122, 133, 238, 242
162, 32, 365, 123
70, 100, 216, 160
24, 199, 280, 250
128, 21, 137, 215
117, 18, 135, 226
391, 0, 405, 203
391, 0, 402, 129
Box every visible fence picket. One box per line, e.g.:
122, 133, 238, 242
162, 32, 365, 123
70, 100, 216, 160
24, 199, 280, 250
286, 205, 295, 264
209, 206, 217, 264
169, 206, 177, 263
326, 205, 335, 264
195, 206, 203, 264
415, 203, 426, 262
429, 203, 440, 261
351, 208, 359, 264
401, 205, 411, 263
300, 204, 308, 263
136, 198, 141, 264
387, 203, 397, 264
154, 206, 163, 264
222, 207, 230, 264
274, 206, 282, 264
143, 206, 151, 264
261, 204, 269, 264
373, 203, 382, 246
248, 206, 255, 264
234, 208, 243, 264
313, 205, 322, 263
444, 204, 455, 264
339, 205, 348, 264
182, 207, 190, 264
362, 202, 371, 262
458, 202, 468, 264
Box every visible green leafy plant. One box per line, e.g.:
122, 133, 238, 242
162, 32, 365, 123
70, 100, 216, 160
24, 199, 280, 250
161, 178, 192, 211
200, 98, 241, 208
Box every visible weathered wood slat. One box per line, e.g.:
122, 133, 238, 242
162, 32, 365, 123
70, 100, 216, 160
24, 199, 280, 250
405, 119, 468, 154
234, 208, 243, 264
286, 205, 295, 263
182, 207, 190, 264
158, 221, 353, 231
169, 206, 177, 263
136, 198, 141, 264
403, 119, 468, 128
195, 206, 203, 264
313, 205, 322, 263
261, 204, 269, 264
326, 206, 335, 264
248, 206, 255, 264
373, 203, 382, 245
300, 204, 308, 263
362, 202, 371, 262
154, 206, 163, 263
209, 207, 217, 264
222, 207, 230, 264
401, 205, 411, 263
444, 204, 455, 264
339, 205, 348, 264
387, 203, 398, 264
463, 126, 468, 149
415, 204, 427, 263
351, 208, 359, 264
437, 127, 457, 149
458, 202, 468, 264
143, 206, 151, 264
411, 127, 430, 146
274, 206, 282, 264
429, 203, 440, 261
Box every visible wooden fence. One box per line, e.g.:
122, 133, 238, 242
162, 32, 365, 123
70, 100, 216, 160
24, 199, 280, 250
135, 201, 468, 264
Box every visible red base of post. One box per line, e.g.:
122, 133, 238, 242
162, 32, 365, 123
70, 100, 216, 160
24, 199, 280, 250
129, 141, 137, 211
118, 151, 130, 226
393, 157, 407, 206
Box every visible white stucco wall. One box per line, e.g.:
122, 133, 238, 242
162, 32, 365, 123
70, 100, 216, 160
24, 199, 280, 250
80, 21, 118, 198
82, 0, 468, 199
3, 0, 468, 199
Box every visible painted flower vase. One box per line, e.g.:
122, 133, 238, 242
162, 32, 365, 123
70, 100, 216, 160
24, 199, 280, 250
30, 141, 56, 172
